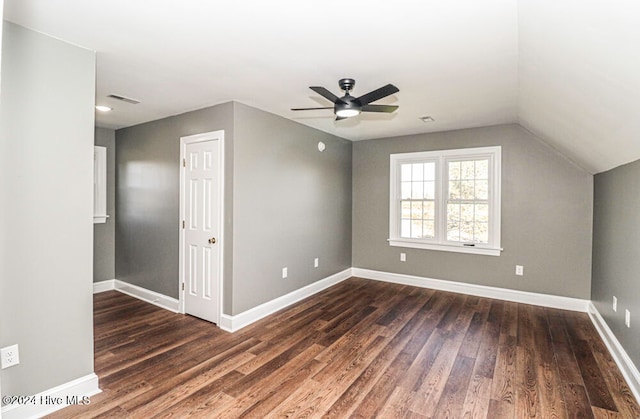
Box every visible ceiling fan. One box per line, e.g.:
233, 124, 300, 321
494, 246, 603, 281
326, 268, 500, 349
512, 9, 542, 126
291, 78, 399, 120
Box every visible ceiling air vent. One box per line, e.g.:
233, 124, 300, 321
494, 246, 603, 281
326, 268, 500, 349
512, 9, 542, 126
107, 94, 140, 105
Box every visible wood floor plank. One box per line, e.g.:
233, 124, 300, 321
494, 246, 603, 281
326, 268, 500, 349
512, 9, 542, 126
408, 333, 466, 415
461, 374, 493, 418
561, 383, 596, 419
327, 293, 444, 418
567, 335, 618, 410
589, 336, 640, 418
532, 306, 567, 418
516, 304, 542, 418
378, 386, 418, 418
236, 359, 326, 417
433, 354, 475, 419
46, 281, 640, 418
204, 343, 325, 418
490, 334, 516, 405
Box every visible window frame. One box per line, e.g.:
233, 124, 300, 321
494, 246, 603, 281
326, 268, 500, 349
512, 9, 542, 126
389, 146, 502, 256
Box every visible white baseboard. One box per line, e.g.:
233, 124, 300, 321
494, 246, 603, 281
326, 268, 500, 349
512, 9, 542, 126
93, 279, 179, 313
1, 373, 100, 419
352, 268, 590, 312
219, 268, 353, 332
113, 280, 180, 313
588, 303, 640, 404
93, 279, 115, 294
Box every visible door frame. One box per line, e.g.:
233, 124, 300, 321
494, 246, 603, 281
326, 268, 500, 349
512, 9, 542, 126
178, 130, 225, 324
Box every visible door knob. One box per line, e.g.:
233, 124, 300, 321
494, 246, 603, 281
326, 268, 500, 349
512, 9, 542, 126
208, 237, 216, 244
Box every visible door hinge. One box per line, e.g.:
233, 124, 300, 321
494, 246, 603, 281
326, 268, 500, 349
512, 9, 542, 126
183, 158, 186, 167
182, 282, 185, 291
182, 220, 185, 229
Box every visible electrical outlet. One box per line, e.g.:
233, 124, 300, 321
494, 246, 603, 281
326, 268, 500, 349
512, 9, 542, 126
625, 309, 631, 328
1, 344, 20, 369
515, 265, 524, 276
613, 296, 618, 312
282, 267, 288, 279
400, 253, 406, 262
314, 258, 319, 268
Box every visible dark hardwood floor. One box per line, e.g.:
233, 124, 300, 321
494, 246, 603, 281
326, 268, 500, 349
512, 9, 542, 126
49, 277, 640, 418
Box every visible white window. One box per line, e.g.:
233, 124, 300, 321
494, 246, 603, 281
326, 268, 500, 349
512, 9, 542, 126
389, 146, 501, 256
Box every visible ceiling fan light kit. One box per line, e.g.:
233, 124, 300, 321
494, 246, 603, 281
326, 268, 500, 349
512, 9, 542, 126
292, 78, 399, 120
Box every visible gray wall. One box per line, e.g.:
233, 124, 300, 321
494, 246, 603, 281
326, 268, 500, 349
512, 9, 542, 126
115, 102, 352, 315
0, 22, 95, 397
353, 124, 593, 299
94, 127, 116, 282
116, 102, 235, 300
592, 159, 640, 369
231, 103, 352, 314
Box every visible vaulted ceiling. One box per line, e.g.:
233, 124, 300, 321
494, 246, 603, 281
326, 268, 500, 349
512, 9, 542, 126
5, 0, 640, 173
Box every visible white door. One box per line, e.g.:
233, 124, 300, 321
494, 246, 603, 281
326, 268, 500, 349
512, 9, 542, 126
181, 133, 222, 324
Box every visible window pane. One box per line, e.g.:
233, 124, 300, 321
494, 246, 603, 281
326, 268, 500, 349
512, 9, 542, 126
401, 201, 411, 219
412, 163, 424, 181
423, 201, 435, 220
449, 181, 461, 200
447, 222, 460, 241
461, 161, 475, 179
475, 222, 489, 243
401, 164, 412, 181
449, 161, 461, 180
411, 201, 422, 219
423, 220, 435, 238
411, 220, 423, 238
412, 182, 424, 199
460, 204, 474, 222
461, 181, 475, 199
447, 203, 460, 222
401, 219, 411, 237
460, 221, 474, 241
401, 182, 411, 199
475, 159, 489, 179
475, 180, 488, 200
425, 162, 436, 181
424, 181, 435, 199
475, 204, 488, 222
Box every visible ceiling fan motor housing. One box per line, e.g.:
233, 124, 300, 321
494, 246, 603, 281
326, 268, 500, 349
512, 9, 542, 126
338, 78, 356, 92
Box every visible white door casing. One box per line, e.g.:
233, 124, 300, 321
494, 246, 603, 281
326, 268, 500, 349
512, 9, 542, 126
179, 130, 224, 324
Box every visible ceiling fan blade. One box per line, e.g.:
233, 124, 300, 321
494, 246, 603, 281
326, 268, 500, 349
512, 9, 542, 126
290, 107, 334, 111
361, 104, 399, 113
310, 86, 344, 104
356, 84, 399, 106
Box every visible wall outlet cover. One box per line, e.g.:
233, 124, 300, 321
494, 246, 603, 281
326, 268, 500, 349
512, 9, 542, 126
625, 309, 631, 328
1, 344, 20, 369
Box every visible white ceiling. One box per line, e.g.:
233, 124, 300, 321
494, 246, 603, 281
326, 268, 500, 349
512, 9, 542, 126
4, 0, 640, 173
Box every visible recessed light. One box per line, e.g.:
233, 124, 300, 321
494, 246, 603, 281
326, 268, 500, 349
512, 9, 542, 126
95, 105, 112, 112
420, 116, 435, 122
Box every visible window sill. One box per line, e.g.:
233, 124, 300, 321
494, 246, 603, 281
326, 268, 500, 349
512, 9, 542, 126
388, 238, 502, 256
94, 215, 110, 224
